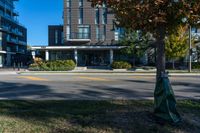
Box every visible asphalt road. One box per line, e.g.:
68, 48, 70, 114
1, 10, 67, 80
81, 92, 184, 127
0, 74, 199, 100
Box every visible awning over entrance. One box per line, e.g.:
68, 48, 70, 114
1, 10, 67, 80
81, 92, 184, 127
31, 45, 126, 51
31, 45, 126, 66
0, 51, 6, 54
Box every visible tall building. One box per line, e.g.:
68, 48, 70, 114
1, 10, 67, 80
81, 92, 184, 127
32, 0, 124, 67
0, 0, 27, 68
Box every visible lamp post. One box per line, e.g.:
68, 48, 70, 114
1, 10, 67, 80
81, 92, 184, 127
189, 25, 192, 73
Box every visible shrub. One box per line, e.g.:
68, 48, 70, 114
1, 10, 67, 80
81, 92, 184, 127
29, 58, 43, 71
192, 62, 200, 69
111, 61, 132, 69
29, 59, 76, 71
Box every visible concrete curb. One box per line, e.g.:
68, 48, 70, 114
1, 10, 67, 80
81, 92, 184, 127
17, 71, 200, 76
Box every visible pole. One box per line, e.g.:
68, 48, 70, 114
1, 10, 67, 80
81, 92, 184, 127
189, 25, 192, 73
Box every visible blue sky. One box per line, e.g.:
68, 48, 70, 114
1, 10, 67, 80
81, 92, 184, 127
16, 0, 63, 46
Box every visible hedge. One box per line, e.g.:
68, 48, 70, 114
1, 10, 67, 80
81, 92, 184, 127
29, 58, 76, 71
111, 61, 132, 69
192, 62, 200, 69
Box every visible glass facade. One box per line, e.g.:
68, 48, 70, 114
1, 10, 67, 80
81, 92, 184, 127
78, 50, 110, 66
50, 51, 74, 61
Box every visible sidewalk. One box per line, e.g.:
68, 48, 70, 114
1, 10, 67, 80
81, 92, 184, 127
0, 68, 28, 75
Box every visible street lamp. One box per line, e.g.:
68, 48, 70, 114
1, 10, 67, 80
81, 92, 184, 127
189, 25, 192, 73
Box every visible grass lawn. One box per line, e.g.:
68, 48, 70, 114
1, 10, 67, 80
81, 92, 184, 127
0, 100, 199, 133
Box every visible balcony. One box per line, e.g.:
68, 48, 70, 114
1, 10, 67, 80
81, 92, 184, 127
11, 28, 23, 36
7, 37, 27, 46
67, 33, 91, 42
1, 25, 23, 36
13, 11, 19, 16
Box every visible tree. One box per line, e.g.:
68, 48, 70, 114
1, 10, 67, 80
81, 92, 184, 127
165, 26, 188, 69
119, 30, 152, 65
89, 0, 200, 124
197, 46, 200, 62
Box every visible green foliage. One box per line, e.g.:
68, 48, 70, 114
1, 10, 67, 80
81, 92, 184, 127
119, 30, 152, 59
29, 59, 76, 71
89, 0, 200, 35
165, 26, 188, 60
192, 62, 200, 69
197, 46, 200, 61
111, 61, 132, 69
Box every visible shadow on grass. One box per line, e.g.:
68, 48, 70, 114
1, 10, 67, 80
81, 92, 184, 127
0, 100, 199, 133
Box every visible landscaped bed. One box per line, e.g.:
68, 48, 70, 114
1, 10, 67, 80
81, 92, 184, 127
0, 100, 199, 133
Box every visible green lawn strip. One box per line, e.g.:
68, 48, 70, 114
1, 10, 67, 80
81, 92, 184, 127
0, 100, 199, 133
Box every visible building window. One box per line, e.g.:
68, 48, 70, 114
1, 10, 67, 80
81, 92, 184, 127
66, 26, 71, 40
102, 25, 106, 41
78, 25, 90, 39
67, 9, 71, 25
16, 45, 19, 52
61, 32, 64, 44
66, 0, 71, 25
66, 0, 71, 8
79, 8, 83, 24
55, 30, 58, 44
102, 3, 107, 24
78, 0, 83, 24
114, 29, 119, 41
95, 8, 100, 24
96, 26, 100, 41
114, 28, 124, 41
79, 0, 83, 7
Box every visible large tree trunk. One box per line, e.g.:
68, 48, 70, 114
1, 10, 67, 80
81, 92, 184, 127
156, 26, 166, 79
154, 25, 181, 124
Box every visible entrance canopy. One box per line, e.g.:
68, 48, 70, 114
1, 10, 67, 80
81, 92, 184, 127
31, 45, 126, 51
0, 51, 6, 54
31, 45, 126, 66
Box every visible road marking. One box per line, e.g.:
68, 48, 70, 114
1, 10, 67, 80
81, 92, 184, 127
78, 76, 110, 81
130, 76, 155, 79
18, 76, 49, 81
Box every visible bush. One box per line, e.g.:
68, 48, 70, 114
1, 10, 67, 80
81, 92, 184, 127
29, 59, 76, 71
29, 58, 43, 71
111, 61, 132, 69
192, 62, 200, 69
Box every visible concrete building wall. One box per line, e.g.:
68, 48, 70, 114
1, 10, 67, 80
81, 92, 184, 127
63, 0, 116, 45
48, 25, 64, 46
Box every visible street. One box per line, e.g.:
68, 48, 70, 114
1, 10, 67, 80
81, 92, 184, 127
0, 74, 199, 100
